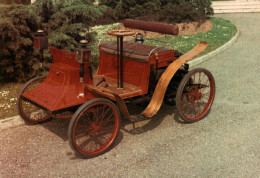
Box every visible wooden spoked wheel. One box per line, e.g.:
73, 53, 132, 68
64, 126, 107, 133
176, 68, 215, 122
68, 98, 121, 158
17, 76, 52, 124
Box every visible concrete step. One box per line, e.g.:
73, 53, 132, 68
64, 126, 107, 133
214, 8, 260, 13
212, 1, 260, 13
213, 1, 260, 6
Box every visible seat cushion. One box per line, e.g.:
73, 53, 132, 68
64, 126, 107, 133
100, 42, 170, 63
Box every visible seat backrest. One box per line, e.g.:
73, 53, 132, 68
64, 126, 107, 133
100, 42, 171, 63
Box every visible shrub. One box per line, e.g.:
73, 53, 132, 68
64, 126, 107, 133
32, 0, 106, 51
99, 0, 118, 9
95, 7, 117, 25
0, 0, 107, 83
0, 0, 30, 5
160, 0, 213, 23
0, 5, 40, 83
113, 0, 160, 20
103, 0, 212, 22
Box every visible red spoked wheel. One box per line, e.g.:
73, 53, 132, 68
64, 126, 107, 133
17, 76, 52, 124
176, 68, 215, 123
68, 98, 121, 158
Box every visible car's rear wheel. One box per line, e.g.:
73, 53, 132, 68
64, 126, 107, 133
176, 68, 215, 122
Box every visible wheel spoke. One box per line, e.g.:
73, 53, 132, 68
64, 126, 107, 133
198, 72, 200, 84
202, 95, 210, 101
176, 69, 215, 122
200, 79, 210, 92
70, 99, 120, 157
78, 136, 95, 151
181, 101, 190, 108
196, 100, 201, 115
199, 73, 207, 86
100, 125, 114, 133
92, 106, 99, 123
81, 111, 93, 126
96, 106, 111, 126
189, 102, 196, 118
202, 92, 211, 96
75, 131, 90, 139
99, 113, 114, 126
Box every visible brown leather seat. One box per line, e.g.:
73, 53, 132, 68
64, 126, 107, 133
100, 42, 170, 63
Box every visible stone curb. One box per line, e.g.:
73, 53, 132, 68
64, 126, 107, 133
188, 28, 240, 67
0, 115, 25, 132
0, 28, 240, 133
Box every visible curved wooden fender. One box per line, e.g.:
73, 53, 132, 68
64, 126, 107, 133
142, 41, 208, 117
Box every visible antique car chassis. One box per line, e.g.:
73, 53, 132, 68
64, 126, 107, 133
17, 22, 215, 158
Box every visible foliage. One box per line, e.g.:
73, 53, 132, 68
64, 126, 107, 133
99, 0, 118, 8
113, 0, 161, 20
160, 0, 214, 23
0, 0, 107, 83
31, 0, 106, 51
0, 0, 30, 5
95, 7, 117, 25
0, 5, 40, 82
103, 0, 213, 22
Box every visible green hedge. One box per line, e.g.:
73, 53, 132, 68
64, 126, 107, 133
31, 0, 106, 51
0, 0, 107, 83
0, 5, 40, 83
0, 0, 30, 5
160, 0, 214, 23
101, 0, 213, 22
113, 0, 161, 20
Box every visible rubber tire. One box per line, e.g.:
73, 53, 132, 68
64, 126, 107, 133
68, 98, 121, 158
17, 76, 52, 124
176, 68, 215, 123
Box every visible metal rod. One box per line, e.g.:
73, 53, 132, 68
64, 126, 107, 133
39, 49, 44, 66
120, 36, 124, 88
38, 49, 44, 75
117, 37, 120, 88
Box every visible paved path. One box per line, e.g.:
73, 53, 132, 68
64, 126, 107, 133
1, 13, 259, 177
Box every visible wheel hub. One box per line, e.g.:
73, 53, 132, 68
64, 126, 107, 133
91, 123, 101, 131
187, 86, 202, 102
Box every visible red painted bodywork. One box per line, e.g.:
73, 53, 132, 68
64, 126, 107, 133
22, 42, 177, 112
97, 42, 177, 99
22, 47, 94, 112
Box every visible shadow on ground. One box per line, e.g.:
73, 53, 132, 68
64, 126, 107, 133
37, 102, 185, 159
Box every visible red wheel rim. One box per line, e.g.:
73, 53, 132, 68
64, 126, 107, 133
72, 102, 120, 156
19, 77, 52, 122
179, 70, 215, 121
19, 98, 52, 122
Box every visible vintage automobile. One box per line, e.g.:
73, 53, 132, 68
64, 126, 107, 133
17, 20, 215, 158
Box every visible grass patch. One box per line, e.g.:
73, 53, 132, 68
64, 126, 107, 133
0, 17, 237, 120
0, 83, 24, 119
90, 17, 237, 66
143, 17, 238, 56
